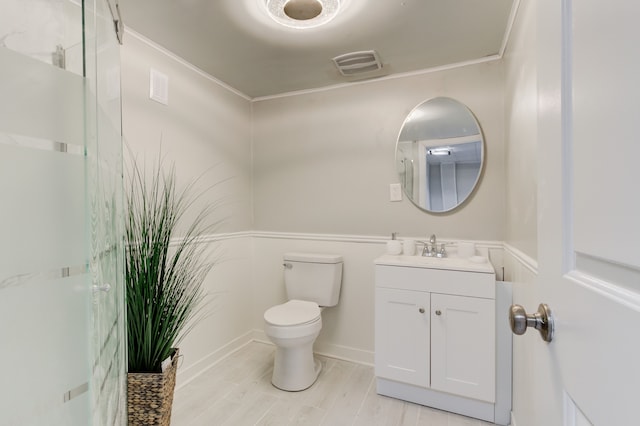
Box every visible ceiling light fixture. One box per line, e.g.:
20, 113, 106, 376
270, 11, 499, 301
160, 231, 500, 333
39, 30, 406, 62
266, 0, 341, 29
427, 148, 452, 156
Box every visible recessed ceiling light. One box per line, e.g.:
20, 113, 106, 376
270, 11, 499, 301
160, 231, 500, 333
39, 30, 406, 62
266, 0, 341, 29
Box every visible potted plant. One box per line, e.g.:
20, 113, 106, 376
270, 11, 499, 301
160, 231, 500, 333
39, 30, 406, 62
125, 161, 215, 426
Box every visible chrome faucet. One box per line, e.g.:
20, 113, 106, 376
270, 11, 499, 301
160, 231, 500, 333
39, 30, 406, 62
421, 234, 447, 258
421, 234, 437, 257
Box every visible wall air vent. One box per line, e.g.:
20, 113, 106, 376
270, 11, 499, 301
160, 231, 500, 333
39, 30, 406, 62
332, 50, 383, 76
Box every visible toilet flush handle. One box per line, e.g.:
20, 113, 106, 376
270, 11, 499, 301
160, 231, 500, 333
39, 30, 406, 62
283, 263, 293, 269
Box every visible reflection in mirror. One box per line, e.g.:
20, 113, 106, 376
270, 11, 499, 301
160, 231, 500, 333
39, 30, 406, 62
396, 97, 484, 213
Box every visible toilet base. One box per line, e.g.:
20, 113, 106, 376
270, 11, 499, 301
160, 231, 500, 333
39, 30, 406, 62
271, 345, 322, 392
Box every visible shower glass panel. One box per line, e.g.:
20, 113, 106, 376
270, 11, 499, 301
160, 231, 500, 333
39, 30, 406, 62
0, 0, 125, 424
84, 0, 127, 424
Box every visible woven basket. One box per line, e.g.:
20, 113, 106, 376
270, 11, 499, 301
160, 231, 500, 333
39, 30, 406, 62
127, 349, 179, 426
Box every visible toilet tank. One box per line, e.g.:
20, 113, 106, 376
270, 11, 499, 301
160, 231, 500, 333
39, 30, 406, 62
283, 253, 343, 307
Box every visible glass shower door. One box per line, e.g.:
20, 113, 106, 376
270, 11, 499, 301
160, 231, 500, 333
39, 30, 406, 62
0, 0, 125, 424
84, 0, 127, 424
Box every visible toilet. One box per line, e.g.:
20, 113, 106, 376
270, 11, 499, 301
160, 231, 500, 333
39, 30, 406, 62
263, 252, 343, 391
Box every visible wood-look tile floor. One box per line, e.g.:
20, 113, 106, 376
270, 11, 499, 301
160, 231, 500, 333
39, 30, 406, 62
171, 342, 497, 426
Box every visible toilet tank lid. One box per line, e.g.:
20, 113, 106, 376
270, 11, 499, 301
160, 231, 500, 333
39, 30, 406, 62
283, 253, 343, 264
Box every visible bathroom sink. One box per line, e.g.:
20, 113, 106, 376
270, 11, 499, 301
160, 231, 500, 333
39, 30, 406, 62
374, 254, 494, 274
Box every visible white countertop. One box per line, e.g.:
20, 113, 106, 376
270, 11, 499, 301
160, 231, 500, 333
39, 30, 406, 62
374, 254, 495, 274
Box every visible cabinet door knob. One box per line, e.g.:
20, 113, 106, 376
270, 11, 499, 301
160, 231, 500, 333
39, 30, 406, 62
419, 307, 425, 314
435, 310, 442, 316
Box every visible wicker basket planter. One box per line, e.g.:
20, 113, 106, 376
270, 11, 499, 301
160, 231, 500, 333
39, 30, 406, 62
127, 349, 179, 426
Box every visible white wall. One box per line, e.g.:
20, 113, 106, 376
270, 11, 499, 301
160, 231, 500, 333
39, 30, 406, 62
252, 62, 506, 240
250, 234, 503, 365
503, 1, 540, 425
251, 235, 385, 363
120, 32, 254, 382
502, 247, 538, 426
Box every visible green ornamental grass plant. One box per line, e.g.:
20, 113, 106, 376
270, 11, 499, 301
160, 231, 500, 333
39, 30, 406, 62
125, 161, 216, 373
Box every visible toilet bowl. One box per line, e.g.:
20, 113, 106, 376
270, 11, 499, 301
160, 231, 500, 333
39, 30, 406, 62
263, 253, 343, 392
264, 300, 323, 391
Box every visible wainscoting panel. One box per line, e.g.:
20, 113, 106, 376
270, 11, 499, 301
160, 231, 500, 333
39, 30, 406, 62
503, 243, 538, 426
177, 232, 505, 389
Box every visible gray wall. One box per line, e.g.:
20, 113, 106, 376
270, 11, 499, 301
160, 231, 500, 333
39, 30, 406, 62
503, 1, 539, 425
504, 0, 538, 260
120, 33, 255, 382
121, 34, 253, 234
120, 32, 511, 375
252, 62, 506, 241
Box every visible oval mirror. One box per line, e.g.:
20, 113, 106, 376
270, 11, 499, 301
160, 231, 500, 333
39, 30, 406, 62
396, 97, 484, 213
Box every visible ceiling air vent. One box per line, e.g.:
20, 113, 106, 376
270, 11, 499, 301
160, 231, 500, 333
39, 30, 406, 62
332, 50, 383, 76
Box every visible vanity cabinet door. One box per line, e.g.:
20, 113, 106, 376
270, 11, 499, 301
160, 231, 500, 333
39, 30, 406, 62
375, 287, 430, 387
430, 293, 496, 403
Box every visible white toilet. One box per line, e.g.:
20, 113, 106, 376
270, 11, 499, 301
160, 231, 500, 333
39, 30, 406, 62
263, 252, 343, 391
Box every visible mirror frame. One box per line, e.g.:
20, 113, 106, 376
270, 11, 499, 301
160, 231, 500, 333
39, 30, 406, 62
395, 97, 485, 214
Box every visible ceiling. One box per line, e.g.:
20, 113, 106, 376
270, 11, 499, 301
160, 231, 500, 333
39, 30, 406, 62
118, 0, 516, 99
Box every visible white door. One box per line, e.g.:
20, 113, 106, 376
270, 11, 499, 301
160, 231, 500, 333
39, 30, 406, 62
528, 0, 640, 424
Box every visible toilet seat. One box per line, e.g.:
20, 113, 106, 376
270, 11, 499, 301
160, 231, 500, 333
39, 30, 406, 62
264, 300, 321, 327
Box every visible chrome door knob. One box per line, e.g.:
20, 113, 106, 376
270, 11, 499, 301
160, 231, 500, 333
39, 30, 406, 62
509, 303, 554, 342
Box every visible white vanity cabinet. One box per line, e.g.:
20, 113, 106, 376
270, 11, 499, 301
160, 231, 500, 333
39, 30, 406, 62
374, 255, 511, 425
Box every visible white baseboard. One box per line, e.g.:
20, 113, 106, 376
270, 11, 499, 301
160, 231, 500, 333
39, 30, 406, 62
315, 342, 374, 366
175, 330, 255, 389
511, 412, 517, 426
249, 328, 271, 344
251, 329, 374, 366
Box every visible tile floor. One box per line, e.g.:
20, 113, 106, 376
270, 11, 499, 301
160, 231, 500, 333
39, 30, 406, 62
171, 341, 497, 426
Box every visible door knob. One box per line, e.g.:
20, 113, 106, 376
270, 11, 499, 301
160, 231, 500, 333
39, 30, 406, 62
509, 303, 554, 342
